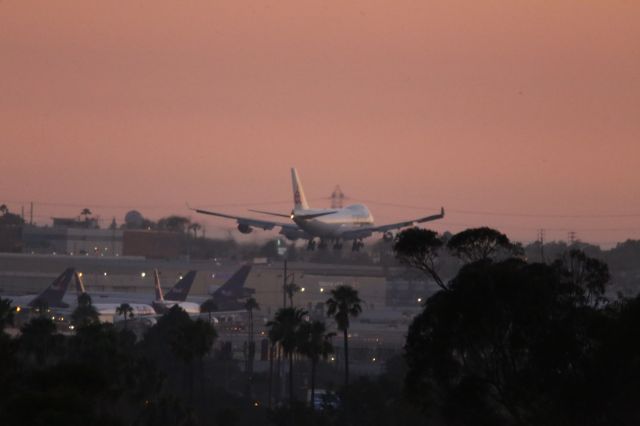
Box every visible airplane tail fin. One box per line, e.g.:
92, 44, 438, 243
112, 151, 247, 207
164, 270, 197, 301
154, 269, 165, 302
213, 265, 252, 298
291, 168, 310, 210
28, 268, 74, 308
74, 272, 86, 294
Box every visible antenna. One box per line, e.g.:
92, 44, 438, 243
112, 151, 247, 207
330, 185, 345, 209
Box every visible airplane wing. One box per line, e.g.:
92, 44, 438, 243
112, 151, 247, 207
191, 207, 313, 240
342, 207, 445, 240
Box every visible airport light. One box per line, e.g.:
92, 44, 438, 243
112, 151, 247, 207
15, 306, 21, 313
78, 272, 83, 277
301, 287, 306, 292
372, 357, 377, 362
141, 272, 146, 278
320, 288, 324, 293
103, 272, 108, 277
417, 297, 422, 303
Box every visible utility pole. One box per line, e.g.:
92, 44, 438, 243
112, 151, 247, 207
568, 231, 577, 246
538, 229, 545, 263
30, 202, 33, 225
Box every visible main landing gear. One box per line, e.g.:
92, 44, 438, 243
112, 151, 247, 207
351, 239, 364, 252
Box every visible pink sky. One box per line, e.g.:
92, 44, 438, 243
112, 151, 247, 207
1, 1, 639, 246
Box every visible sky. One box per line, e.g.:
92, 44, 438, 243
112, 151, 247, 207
1, 0, 639, 247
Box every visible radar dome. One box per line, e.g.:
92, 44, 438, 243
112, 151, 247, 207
124, 210, 144, 228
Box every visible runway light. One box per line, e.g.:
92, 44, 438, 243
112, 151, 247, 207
372, 357, 376, 362
179, 275, 183, 280
253, 401, 260, 407
330, 356, 336, 362
15, 306, 21, 313
301, 287, 306, 292
417, 297, 422, 303
320, 288, 324, 293
78, 272, 83, 277
103, 272, 108, 276
141, 272, 146, 278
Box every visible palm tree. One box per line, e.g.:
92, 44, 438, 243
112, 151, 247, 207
267, 307, 306, 404
244, 297, 260, 392
326, 285, 362, 387
297, 320, 334, 408
116, 303, 134, 329
285, 283, 300, 307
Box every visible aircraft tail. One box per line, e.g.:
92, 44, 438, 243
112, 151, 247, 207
164, 270, 197, 302
153, 269, 165, 302
291, 168, 310, 210
74, 272, 86, 294
28, 268, 74, 308
213, 265, 252, 299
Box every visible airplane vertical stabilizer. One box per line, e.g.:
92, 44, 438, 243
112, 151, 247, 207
74, 272, 86, 294
291, 167, 310, 210
165, 270, 197, 302
154, 269, 165, 302
28, 268, 74, 308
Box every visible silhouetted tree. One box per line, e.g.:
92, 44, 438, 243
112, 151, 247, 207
71, 292, 99, 328
267, 307, 307, 404
0, 298, 14, 331
244, 297, 260, 397
116, 303, 134, 329
393, 227, 447, 290
326, 285, 362, 387
447, 226, 522, 263
296, 320, 334, 408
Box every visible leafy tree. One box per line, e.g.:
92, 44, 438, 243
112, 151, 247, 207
0, 298, 14, 331
556, 248, 610, 306
116, 303, 134, 329
244, 297, 260, 397
267, 307, 307, 404
296, 320, 334, 409
158, 215, 191, 233
403, 258, 622, 425
200, 298, 218, 323
393, 227, 447, 290
447, 226, 521, 263
19, 317, 60, 366
71, 292, 99, 328
326, 285, 362, 387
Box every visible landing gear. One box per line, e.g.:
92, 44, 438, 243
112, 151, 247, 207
318, 239, 328, 250
307, 239, 317, 251
332, 240, 343, 250
351, 239, 364, 252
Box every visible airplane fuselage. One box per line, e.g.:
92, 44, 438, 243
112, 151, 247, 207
293, 204, 374, 239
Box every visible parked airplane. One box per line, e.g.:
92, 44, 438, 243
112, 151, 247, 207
74, 273, 156, 319
192, 168, 444, 251
11, 268, 75, 311
152, 269, 201, 315
208, 264, 254, 311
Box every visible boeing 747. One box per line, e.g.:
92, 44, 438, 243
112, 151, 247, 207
192, 168, 444, 251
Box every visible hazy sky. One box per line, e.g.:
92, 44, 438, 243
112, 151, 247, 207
2, 1, 639, 246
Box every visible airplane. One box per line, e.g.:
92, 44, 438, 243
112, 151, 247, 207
74, 272, 157, 319
11, 268, 75, 312
152, 269, 201, 315
191, 168, 445, 251
208, 264, 254, 311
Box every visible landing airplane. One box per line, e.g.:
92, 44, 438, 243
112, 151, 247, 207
192, 168, 444, 251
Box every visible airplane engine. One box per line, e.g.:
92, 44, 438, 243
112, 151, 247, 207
237, 224, 253, 234
383, 231, 394, 241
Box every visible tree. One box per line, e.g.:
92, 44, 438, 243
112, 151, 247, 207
170, 318, 217, 403
0, 298, 14, 331
244, 297, 260, 397
296, 320, 334, 409
19, 317, 59, 365
393, 228, 447, 290
80, 208, 92, 220
403, 258, 621, 425
158, 215, 191, 233
267, 307, 307, 404
326, 285, 362, 387
447, 227, 521, 263
115, 303, 134, 329
71, 293, 99, 328
285, 283, 300, 307
556, 249, 610, 306
200, 298, 218, 323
